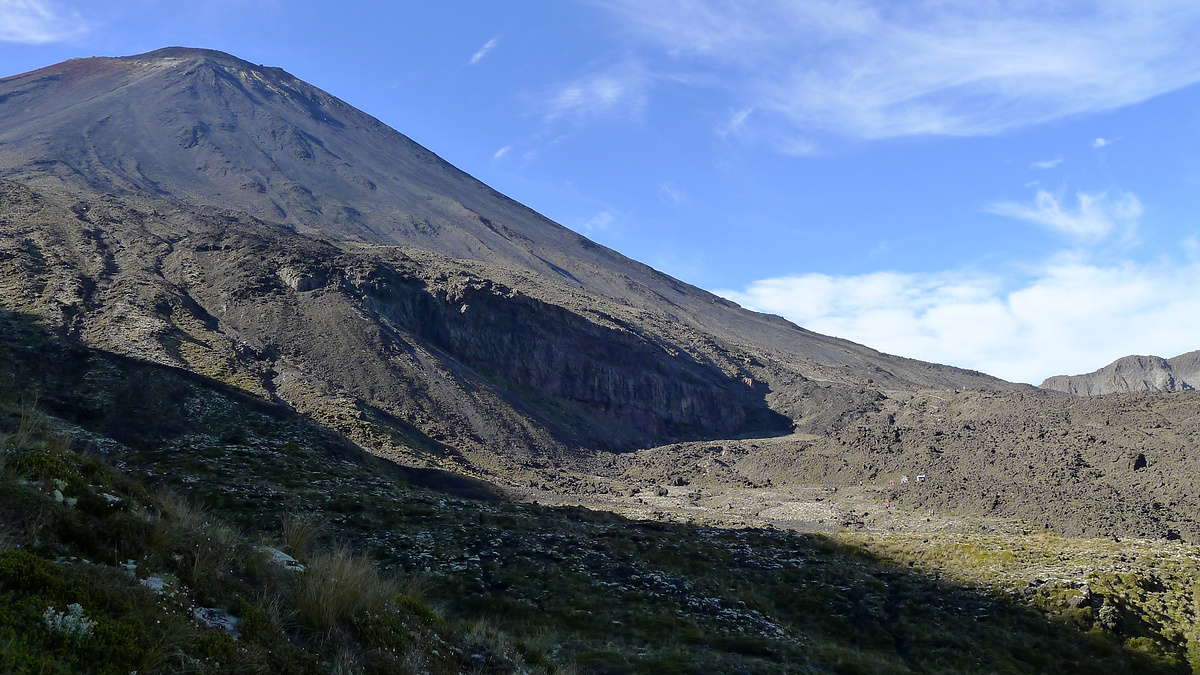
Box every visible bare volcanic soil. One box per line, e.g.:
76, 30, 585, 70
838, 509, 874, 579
533, 387, 1200, 543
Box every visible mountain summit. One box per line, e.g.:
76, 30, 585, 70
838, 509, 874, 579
0, 46, 564, 256
0, 45, 678, 296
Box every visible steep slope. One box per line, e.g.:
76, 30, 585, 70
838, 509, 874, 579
1041, 352, 1200, 395
0, 178, 794, 467
0, 47, 1014, 396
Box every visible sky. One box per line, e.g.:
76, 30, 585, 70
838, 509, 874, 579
4, 1, 1200, 384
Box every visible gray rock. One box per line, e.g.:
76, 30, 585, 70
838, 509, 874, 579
1041, 351, 1200, 395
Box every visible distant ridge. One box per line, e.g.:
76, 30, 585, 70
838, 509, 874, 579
1040, 351, 1200, 395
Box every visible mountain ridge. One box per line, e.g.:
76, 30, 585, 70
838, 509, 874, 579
1041, 351, 1200, 395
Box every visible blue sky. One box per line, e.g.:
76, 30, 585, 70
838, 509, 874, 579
5, 1, 1200, 384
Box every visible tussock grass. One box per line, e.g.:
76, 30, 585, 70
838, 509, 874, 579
281, 511, 324, 557
0, 406, 552, 673
11, 396, 41, 451
294, 546, 400, 634
149, 490, 244, 596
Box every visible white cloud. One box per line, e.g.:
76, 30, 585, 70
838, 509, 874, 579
988, 190, 1142, 242
658, 181, 687, 204
1031, 157, 1064, 169
543, 64, 648, 124
492, 145, 512, 160
0, 0, 87, 43
470, 36, 499, 65
1184, 235, 1200, 263
1092, 137, 1114, 148
716, 106, 754, 139
718, 256, 1200, 384
580, 211, 614, 231
593, 1, 1200, 140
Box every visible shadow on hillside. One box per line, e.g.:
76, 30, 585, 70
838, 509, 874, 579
0, 309, 500, 502
498, 508, 1187, 674
0, 308, 1186, 673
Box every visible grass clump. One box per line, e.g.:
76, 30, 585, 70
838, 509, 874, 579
295, 546, 399, 634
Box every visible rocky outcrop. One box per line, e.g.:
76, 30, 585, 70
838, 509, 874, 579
350, 264, 767, 440
1041, 352, 1200, 395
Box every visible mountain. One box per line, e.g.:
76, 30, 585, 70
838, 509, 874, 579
1041, 351, 1200, 395
0, 48, 1014, 461
7, 48, 1200, 543
0, 48, 1012, 389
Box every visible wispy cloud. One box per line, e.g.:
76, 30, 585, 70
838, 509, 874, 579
716, 106, 753, 140
658, 181, 687, 204
718, 253, 1200, 384
0, 0, 87, 43
593, 1, 1200, 141
1092, 137, 1115, 148
470, 36, 499, 65
1031, 157, 1064, 169
492, 145, 512, 160
580, 211, 615, 231
543, 63, 648, 124
988, 190, 1142, 242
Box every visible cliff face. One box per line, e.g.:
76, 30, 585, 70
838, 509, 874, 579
172, 221, 783, 449
1041, 352, 1200, 395
353, 269, 764, 440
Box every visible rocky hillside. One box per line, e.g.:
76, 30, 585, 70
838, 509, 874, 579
1042, 352, 1200, 395
0, 310, 1194, 674
0, 178, 792, 467
576, 385, 1200, 541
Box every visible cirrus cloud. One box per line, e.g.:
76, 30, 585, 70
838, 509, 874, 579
1031, 157, 1064, 169
0, 0, 87, 43
988, 190, 1142, 242
543, 63, 649, 125
470, 36, 499, 65
591, 0, 1200, 141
